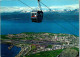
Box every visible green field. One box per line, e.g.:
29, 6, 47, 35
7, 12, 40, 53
71, 47, 79, 52
26, 49, 63, 57
25, 47, 79, 57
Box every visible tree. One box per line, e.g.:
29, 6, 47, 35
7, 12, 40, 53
60, 48, 78, 57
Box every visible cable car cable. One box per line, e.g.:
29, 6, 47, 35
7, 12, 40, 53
40, 2, 51, 11
48, 12, 79, 31
44, 14, 78, 35
44, 15, 77, 47
46, 13, 78, 31
38, 0, 42, 11
62, 18, 79, 30
40, 2, 78, 30
40, 1, 78, 30
18, 0, 33, 10
17, 0, 78, 30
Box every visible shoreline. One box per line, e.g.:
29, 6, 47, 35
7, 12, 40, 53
1, 32, 79, 37
1, 43, 21, 57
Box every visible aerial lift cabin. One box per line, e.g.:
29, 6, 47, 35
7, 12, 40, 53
31, 0, 43, 23
18, 0, 51, 23
31, 10, 43, 22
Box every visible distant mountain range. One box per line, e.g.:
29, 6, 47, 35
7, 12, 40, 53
1, 9, 79, 14
1, 9, 79, 21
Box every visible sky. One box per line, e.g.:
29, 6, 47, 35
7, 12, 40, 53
1, 0, 79, 12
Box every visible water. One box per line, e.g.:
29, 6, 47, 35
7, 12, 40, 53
1, 12, 79, 36
1, 44, 21, 57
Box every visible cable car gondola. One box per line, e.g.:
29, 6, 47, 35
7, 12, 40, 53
31, 0, 43, 23
31, 10, 43, 22
18, 0, 51, 23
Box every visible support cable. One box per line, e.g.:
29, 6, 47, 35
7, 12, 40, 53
41, 2, 78, 30
44, 15, 76, 35
18, 0, 33, 10
38, 0, 42, 11
40, 2, 51, 11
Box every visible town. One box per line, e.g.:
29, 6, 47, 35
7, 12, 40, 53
1, 32, 79, 57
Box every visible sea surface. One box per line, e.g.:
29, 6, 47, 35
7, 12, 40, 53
1, 11, 79, 57
1, 12, 79, 36
1, 44, 21, 57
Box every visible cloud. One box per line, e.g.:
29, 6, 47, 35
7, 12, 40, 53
0, 4, 79, 13
49, 4, 79, 10
1, 0, 18, 1
0, 6, 36, 13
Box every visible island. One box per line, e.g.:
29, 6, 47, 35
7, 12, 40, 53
1, 32, 79, 57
